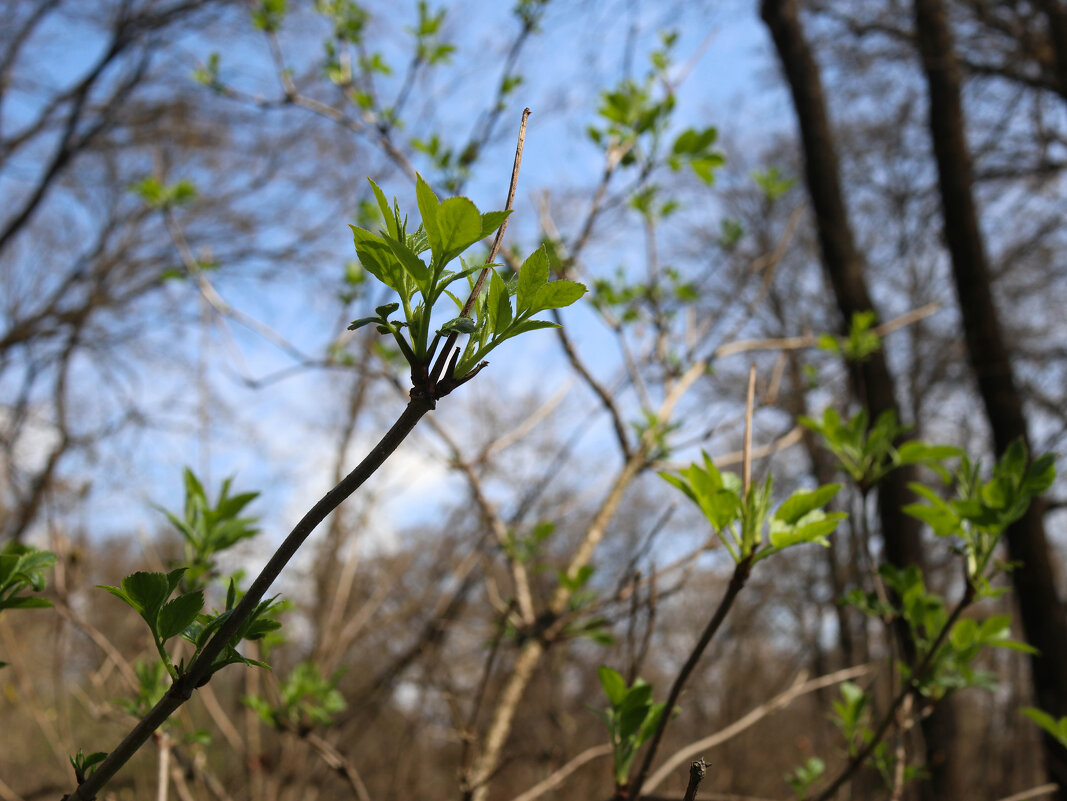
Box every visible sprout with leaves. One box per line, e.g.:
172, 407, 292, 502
660, 452, 846, 565
595, 667, 671, 790
347, 175, 584, 397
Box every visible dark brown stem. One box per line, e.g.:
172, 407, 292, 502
682, 759, 707, 801
64, 395, 434, 801
627, 559, 753, 801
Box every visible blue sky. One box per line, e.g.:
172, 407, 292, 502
3, 0, 797, 559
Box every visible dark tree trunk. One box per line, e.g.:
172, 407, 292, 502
913, 0, 1067, 796
760, 1, 965, 798
1037, 0, 1067, 99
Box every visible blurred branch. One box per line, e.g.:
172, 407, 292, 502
507, 744, 612, 801
644, 664, 873, 793
712, 302, 940, 359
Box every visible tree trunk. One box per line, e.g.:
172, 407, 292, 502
760, 1, 965, 798
913, 0, 1067, 795
1037, 0, 1067, 99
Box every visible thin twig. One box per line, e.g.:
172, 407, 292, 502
429, 108, 530, 392
808, 584, 975, 801
712, 302, 941, 360
683, 759, 707, 801
163, 207, 314, 366
506, 745, 613, 801
993, 784, 1060, 801
643, 664, 873, 794
551, 310, 632, 458
888, 694, 912, 801
155, 733, 170, 801
743, 365, 756, 495
627, 558, 754, 801
65, 397, 433, 801
304, 731, 374, 801
465, 451, 648, 801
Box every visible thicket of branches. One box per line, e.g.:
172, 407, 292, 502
1, 2, 1064, 801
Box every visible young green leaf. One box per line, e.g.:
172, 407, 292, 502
350, 226, 409, 296
488, 269, 513, 332
440, 316, 477, 335
415, 174, 441, 256
158, 590, 205, 641
530, 279, 586, 313
435, 197, 483, 261
774, 484, 841, 525
1021, 708, 1067, 748
479, 209, 510, 239
383, 236, 430, 287
517, 247, 550, 314
598, 666, 628, 707
367, 178, 399, 239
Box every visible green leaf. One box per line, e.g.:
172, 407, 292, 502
598, 666, 627, 707
491, 318, 560, 345
488, 269, 512, 332
383, 236, 430, 288
1022, 454, 1057, 496
435, 197, 483, 261
998, 439, 1028, 484
530, 280, 586, 313
896, 442, 963, 466
1, 596, 52, 610
636, 701, 667, 746
415, 174, 441, 257
671, 126, 717, 155
122, 572, 171, 621
158, 590, 205, 641
769, 512, 846, 550
618, 701, 652, 740
618, 682, 653, 715
350, 226, 408, 296
775, 484, 841, 525
1022, 708, 1067, 747
950, 618, 977, 651
367, 178, 399, 239
480, 210, 510, 240
440, 317, 477, 335
517, 247, 550, 314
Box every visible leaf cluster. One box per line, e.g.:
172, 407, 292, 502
130, 176, 197, 209
660, 453, 846, 563
872, 566, 1033, 694
903, 438, 1055, 586
828, 682, 924, 791
0, 542, 56, 614
0, 543, 57, 668
817, 311, 882, 363
594, 666, 670, 787
98, 569, 281, 681
800, 407, 959, 490
786, 757, 825, 799
347, 177, 584, 392
157, 468, 260, 590
70, 750, 108, 784
245, 661, 347, 731
587, 33, 724, 186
